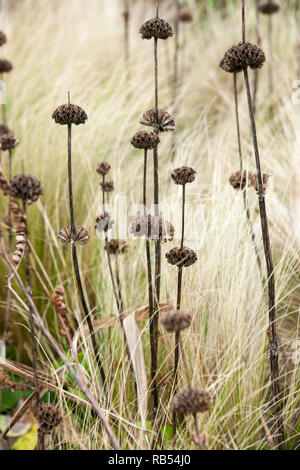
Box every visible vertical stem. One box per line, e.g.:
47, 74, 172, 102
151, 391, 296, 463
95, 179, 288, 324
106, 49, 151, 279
1, 73, 6, 124
242, 0, 246, 43
243, 67, 285, 450
123, 0, 130, 83
4, 149, 12, 335
172, 0, 180, 107
115, 254, 124, 313
253, 0, 261, 114
268, 15, 274, 115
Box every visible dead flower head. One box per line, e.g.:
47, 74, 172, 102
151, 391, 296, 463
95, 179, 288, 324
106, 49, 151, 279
140, 109, 175, 133
58, 225, 89, 245
130, 215, 174, 243
166, 247, 197, 268
52, 103, 88, 126
161, 309, 192, 332
171, 166, 196, 185
140, 18, 173, 40
220, 42, 265, 73
173, 387, 211, 415
10, 174, 43, 205
131, 130, 160, 150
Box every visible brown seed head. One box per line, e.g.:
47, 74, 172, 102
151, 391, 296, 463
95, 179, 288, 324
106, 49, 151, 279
105, 239, 128, 255
166, 247, 197, 268
179, 8, 194, 23
258, 2, 280, 14
0, 133, 19, 151
131, 130, 160, 150
12, 231, 25, 267
249, 173, 270, 193
171, 166, 196, 185
0, 59, 12, 73
10, 174, 43, 205
0, 167, 10, 195
161, 309, 192, 332
229, 170, 255, 190
95, 213, 115, 232
52, 286, 70, 338
96, 161, 111, 176
173, 387, 211, 415
130, 215, 174, 243
140, 109, 175, 132
220, 42, 265, 73
52, 104, 88, 126
0, 124, 11, 136
0, 32, 7, 46
37, 403, 62, 435
140, 18, 173, 40
58, 225, 89, 245
100, 180, 114, 193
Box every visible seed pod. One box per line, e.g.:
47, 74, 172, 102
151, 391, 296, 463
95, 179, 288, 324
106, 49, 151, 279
58, 225, 89, 245
166, 247, 197, 268
229, 170, 255, 190
249, 173, 270, 193
12, 231, 26, 268
131, 130, 160, 150
161, 309, 192, 332
172, 387, 211, 415
10, 199, 26, 232
37, 403, 62, 435
10, 174, 43, 205
171, 166, 196, 185
100, 180, 114, 193
52, 286, 70, 338
105, 239, 128, 255
130, 215, 174, 243
220, 42, 265, 73
258, 2, 280, 14
52, 104, 88, 126
96, 162, 111, 176
0, 59, 12, 73
95, 213, 114, 232
179, 8, 193, 23
0, 124, 10, 136
140, 18, 173, 40
140, 109, 175, 133
0, 32, 7, 47
0, 167, 10, 195
0, 133, 19, 151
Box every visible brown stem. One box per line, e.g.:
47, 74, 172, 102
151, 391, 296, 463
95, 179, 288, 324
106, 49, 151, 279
241, 0, 246, 43
4, 149, 13, 336
1, 73, 6, 124
253, 0, 261, 114
243, 66, 285, 450
172, 0, 180, 107
268, 15, 274, 116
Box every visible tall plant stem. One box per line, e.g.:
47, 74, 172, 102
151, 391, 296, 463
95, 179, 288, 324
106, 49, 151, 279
123, 0, 130, 82
268, 15, 274, 114
4, 149, 13, 336
172, 0, 180, 107
233, 73, 265, 285
67, 123, 107, 391
1, 73, 6, 124
243, 67, 285, 450
253, 0, 261, 114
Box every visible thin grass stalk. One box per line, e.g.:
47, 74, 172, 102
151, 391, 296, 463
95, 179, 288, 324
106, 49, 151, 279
0, 73, 6, 124
241, 0, 285, 450
123, 0, 130, 81
115, 253, 124, 313
268, 13, 274, 114
253, 0, 261, 114
4, 148, 13, 336
172, 0, 180, 107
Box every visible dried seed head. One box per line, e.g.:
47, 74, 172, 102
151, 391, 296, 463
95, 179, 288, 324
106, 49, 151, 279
58, 225, 89, 245
100, 180, 114, 193
161, 309, 192, 332
105, 239, 128, 255
0, 59, 12, 73
0, 167, 10, 195
130, 215, 174, 243
52, 286, 70, 338
37, 403, 62, 435
0, 124, 10, 136
12, 231, 25, 267
220, 42, 265, 73
229, 170, 255, 190
173, 387, 211, 415
249, 173, 270, 193
258, 2, 280, 14
171, 166, 196, 185
95, 213, 115, 232
140, 18, 173, 40
131, 130, 160, 150
166, 247, 197, 268
10, 174, 43, 205
52, 104, 88, 126
179, 8, 194, 22
0, 32, 7, 46
140, 109, 175, 132
10, 199, 26, 232
0, 133, 19, 151
96, 161, 111, 176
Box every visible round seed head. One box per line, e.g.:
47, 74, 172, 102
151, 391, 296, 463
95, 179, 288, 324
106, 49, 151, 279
52, 103, 88, 126
0, 133, 19, 151
220, 42, 265, 73
130, 215, 174, 243
131, 130, 160, 150
179, 8, 194, 22
166, 247, 197, 268
37, 403, 62, 435
161, 309, 192, 332
171, 166, 196, 185
258, 2, 280, 14
0, 124, 11, 136
10, 174, 43, 205
0, 59, 12, 73
173, 387, 211, 415
100, 180, 114, 193
105, 239, 128, 255
96, 161, 111, 176
140, 17, 173, 40
229, 170, 255, 190
0, 32, 7, 46
140, 109, 175, 132
58, 225, 89, 246
95, 213, 114, 232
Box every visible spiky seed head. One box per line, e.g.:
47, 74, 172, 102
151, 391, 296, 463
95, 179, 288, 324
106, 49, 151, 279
0, 133, 19, 151
140, 109, 175, 133
0, 59, 12, 73
0, 124, 11, 136
131, 130, 160, 150
0, 168, 10, 195
10, 174, 43, 205
173, 388, 211, 415
179, 8, 193, 22
166, 247, 197, 268
140, 18, 173, 40
130, 215, 174, 243
249, 173, 270, 193
258, 2, 280, 14
229, 170, 255, 190
37, 403, 62, 435
161, 309, 192, 332
0, 32, 7, 46
96, 162, 111, 176
100, 181, 114, 193
171, 166, 196, 185
220, 42, 265, 73
52, 104, 88, 126
95, 213, 114, 232
105, 239, 128, 255
58, 225, 89, 245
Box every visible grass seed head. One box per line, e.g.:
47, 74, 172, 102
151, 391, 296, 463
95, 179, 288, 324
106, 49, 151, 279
173, 387, 211, 415
10, 174, 43, 205
161, 309, 192, 332
171, 166, 196, 185
131, 130, 160, 149
166, 247, 197, 268
140, 109, 175, 132
220, 42, 265, 73
52, 103, 88, 125
140, 17, 173, 40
